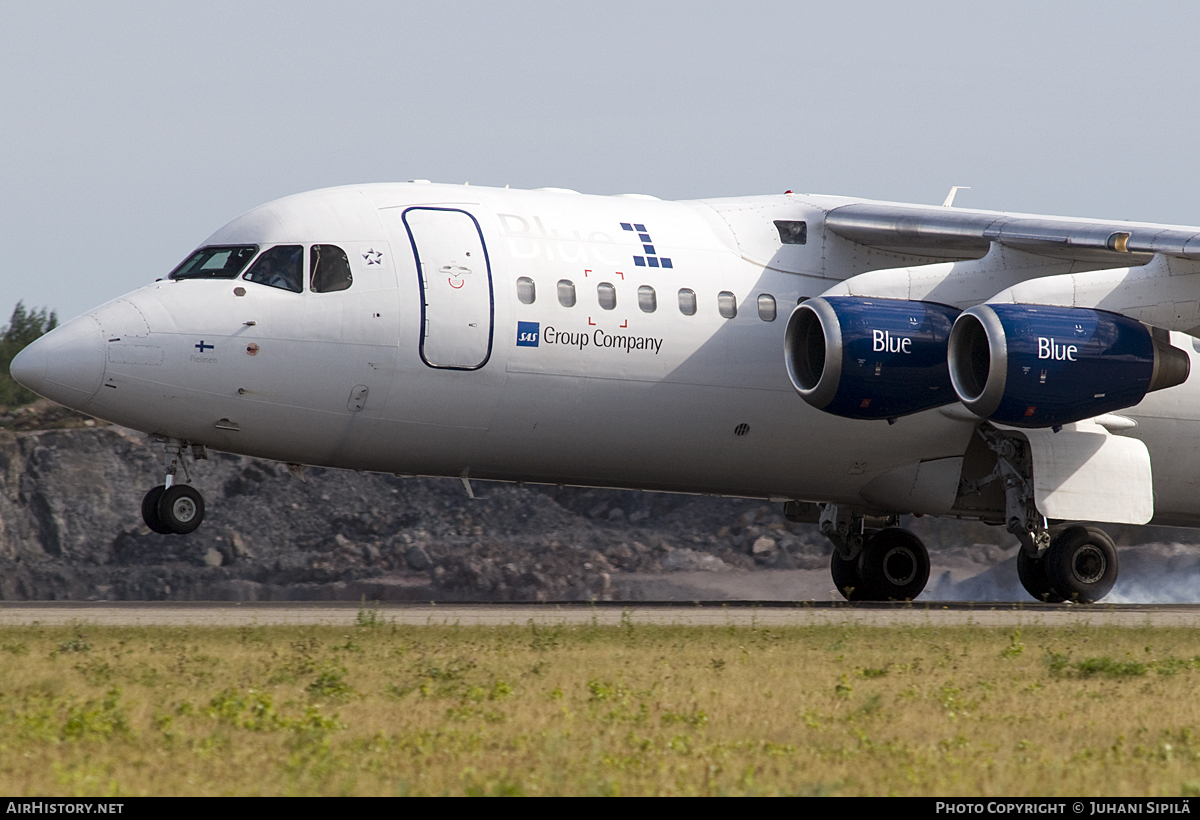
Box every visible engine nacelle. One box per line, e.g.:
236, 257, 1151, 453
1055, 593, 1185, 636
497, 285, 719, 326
947, 303, 1190, 428
785, 296, 961, 420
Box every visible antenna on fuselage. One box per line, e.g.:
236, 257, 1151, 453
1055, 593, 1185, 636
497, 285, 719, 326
942, 186, 971, 207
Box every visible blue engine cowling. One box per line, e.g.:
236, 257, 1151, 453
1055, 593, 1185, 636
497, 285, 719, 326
947, 303, 1190, 428
784, 296, 962, 420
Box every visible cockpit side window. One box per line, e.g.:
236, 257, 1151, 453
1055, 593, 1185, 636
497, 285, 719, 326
169, 246, 258, 280
243, 245, 303, 293
310, 245, 353, 293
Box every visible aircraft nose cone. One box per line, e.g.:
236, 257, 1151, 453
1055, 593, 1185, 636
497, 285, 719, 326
9, 316, 105, 409
8, 339, 45, 391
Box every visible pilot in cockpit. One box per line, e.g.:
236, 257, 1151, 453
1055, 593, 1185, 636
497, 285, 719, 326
244, 245, 303, 293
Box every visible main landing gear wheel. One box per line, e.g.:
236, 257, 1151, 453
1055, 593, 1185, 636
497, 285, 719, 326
1044, 525, 1118, 603
856, 528, 930, 601
1016, 548, 1066, 603
831, 549, 865, 601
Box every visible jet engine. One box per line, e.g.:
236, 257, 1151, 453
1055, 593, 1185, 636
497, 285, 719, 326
785, 296, 961, 420
947, 303, 1190, 428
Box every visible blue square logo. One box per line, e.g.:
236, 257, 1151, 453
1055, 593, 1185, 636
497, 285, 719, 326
516, 321, 540, 347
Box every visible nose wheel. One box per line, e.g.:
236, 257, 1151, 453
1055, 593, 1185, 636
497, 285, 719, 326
140, 439, 208, 535
143, 484, 206, 534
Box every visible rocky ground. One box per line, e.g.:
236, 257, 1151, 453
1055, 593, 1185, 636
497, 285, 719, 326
3, 400, 1199, 603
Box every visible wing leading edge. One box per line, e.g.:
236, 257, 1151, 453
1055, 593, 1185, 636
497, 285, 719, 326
825, 202, 1200, 264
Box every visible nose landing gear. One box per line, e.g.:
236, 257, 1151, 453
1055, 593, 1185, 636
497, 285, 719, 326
143, 484, 206, 534
141, 439, 207, 535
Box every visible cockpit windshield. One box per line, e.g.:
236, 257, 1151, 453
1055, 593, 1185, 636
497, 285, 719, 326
169, 246, 258, 280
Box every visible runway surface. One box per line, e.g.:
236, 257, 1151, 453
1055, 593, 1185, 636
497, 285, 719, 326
2, 601, 1200, 627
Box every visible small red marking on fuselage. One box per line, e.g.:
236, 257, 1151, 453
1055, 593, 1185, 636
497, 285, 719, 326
449, 278, 464, 289
588, 317, 596, 326
620, 320, 627, 328
584, 269, 591, 277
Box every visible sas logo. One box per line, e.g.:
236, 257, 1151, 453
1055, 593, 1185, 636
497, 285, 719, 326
516, 321, 540, 347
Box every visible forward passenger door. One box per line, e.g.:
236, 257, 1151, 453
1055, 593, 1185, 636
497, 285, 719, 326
402, 208, 494, 370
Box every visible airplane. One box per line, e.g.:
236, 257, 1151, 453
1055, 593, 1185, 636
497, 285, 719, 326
12, 180, 1200, 605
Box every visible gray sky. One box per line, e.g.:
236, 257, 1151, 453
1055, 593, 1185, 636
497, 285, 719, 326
3, 1, 1199, 321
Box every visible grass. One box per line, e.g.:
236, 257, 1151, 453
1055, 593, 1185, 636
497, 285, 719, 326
1, 616, 1200, 795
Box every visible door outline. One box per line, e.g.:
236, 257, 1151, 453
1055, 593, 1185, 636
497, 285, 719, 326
402, 207, 495, 371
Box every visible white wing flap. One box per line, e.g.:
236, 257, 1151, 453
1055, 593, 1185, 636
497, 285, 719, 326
1017, 422, 1153, 525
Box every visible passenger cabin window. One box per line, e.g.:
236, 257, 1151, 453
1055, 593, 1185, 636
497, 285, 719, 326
774, 220, 807, 245
678, 288, 697, 316
170, 246, 258, 280
557, 279, 576, 307
310, 245, 353, 293
758, 293, 777, 322
718, 291, 737, 319
638, 285, 657, 313
244, 245, 303, 293
598, 282, 617, 310
516, 277, 536, 304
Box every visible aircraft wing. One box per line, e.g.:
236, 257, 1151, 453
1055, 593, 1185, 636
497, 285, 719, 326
824, 202, 1200, 263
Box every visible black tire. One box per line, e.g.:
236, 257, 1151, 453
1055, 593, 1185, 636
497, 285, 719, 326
1044, 525, 1118, 603
830, 549, 865, 601
1016, 548, 1065, 603
141, 485, 172, 534
157, 484, 205, 535
857, 527, 930, 601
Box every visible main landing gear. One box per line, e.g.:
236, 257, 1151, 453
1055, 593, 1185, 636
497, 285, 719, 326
141, 439, 207, 535
1015, 526, 1118, 604
820, 505, 931, 601
968, 427, 1119, 604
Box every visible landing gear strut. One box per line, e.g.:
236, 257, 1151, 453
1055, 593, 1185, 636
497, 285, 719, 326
821, 505, 930, 601
141, 439, 207, 535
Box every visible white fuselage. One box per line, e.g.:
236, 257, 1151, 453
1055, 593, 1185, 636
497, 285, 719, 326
20, 183, 1200, 526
